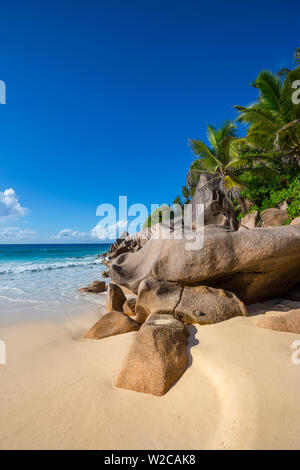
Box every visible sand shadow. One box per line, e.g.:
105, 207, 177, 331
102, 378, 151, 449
186, 324, 199, 369
247, 298, 300, 317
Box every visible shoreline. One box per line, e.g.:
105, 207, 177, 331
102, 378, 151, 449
1, 297, 300, 450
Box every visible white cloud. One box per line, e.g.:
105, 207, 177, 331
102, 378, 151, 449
55, 220, 129, 243
0, 188, 27, 220
55, 228, 88, 240
90, 220, 128, 240
0, 227, 36, 239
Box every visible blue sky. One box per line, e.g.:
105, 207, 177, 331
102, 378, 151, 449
0, 0, 299, 242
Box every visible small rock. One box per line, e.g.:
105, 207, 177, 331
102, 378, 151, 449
101, 271, 109, 278
79, 280, 106, 293
261, 208, 289, 226
279, 201, 288, 211
106, 283, 127, 312
257, 310, 300, 334
115, 314, 189, 396
79, 287, 89, 293
123, 298, 136, 316
85, 311, 140, 340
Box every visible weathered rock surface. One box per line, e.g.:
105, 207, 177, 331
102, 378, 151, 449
192, 173, 230, 227
175, 285, 248, 325
135, 277, 247, 325
118, 285, 134, 295
101, 228, 153, 265
85, 311, 140, 340
79, 280, 106, 293
291, 216, 300, 226
106, 283, 126, 312
257, 310, 300, 334
123, 297, 136, 316
136, 277, 182, 324
260, 208, 289, 226
110, 225, 300, 304
115, 314, 189, 396
239, 211, 259, 229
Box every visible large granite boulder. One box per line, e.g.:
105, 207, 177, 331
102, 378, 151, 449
115, 314, 189, 396
260, 208, 289, 226
110, 225, 300, 304
85, 311, 140, 340
257, 310, 300, 334
106, 283, 126, 312
135, 277, 247, 325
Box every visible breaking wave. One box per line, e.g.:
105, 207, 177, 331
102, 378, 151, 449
0, 257, 103, 275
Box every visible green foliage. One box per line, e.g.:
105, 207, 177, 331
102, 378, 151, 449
175, 48, 300, 230
235, 66, 300, 164
239, 170, 300, 223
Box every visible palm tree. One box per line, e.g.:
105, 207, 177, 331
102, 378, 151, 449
235, 67, 300, 167
189, 121, 275, 230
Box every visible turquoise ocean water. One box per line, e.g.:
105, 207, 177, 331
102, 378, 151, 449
0, 244, 110, 309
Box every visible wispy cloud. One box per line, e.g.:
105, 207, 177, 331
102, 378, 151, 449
0, 188, 27, 221
0, 226, 36, 239
55, 228, 88, 240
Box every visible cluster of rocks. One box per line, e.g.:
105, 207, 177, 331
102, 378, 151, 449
82, 176, 300, 396
239, 207, 299, 229
82, 223, 300, 396
84, 281, 190, 396
109, 225, 300, 303
84, 283, 140, 340
100, 229, 152, 267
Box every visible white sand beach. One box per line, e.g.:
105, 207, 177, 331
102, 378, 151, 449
0, 298, 300, 450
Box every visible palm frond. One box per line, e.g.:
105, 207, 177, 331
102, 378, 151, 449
223, 175, 245, 191
206, 125, 220, 153
189, 138, 222, 169
234, 104, 278, 130
253, 70, 282, 119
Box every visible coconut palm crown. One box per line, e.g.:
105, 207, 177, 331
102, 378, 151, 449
234, 66, 300, 167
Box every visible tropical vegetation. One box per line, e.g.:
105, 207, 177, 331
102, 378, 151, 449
174, 47, 300, 227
